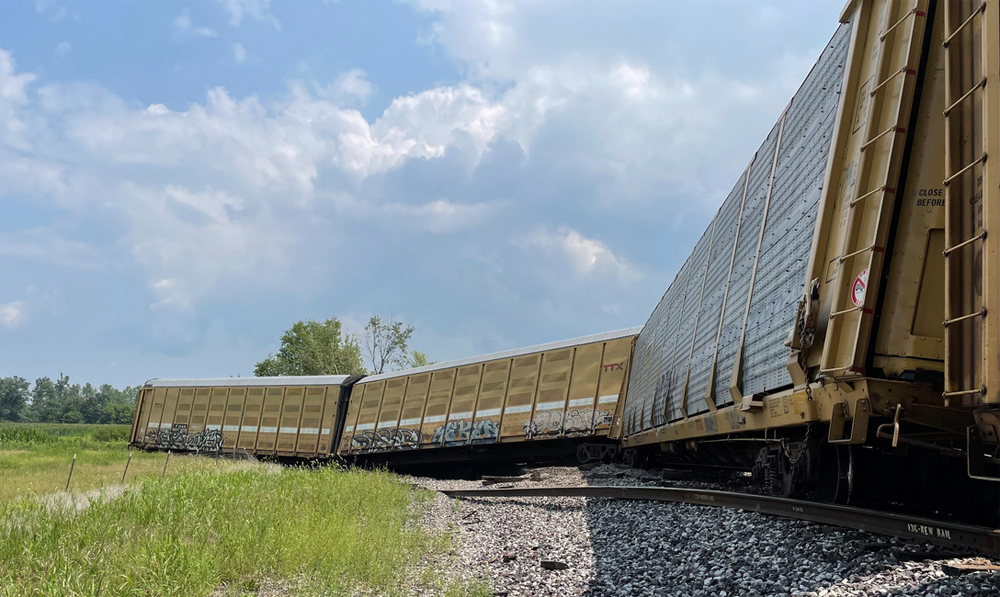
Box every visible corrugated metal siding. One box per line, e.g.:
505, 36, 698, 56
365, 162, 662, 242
685, 169, 749, 414
654, 262, 692, 425
742, 24, 850, 396
667, 225, 715, 422
622, 22, 851, 437
362, 327, 643, 383
713, 121, 783, 407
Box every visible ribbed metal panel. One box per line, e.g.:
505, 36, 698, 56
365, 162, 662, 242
667, 225, 715, 422
713, 122, 782, 407
685, 170, 749, 415
620, 23, 851, 439
362, 327, 643, 383
654, 262, 692, 425
742, 24, 851, 396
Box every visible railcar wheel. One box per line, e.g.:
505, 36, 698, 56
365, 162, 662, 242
815, 443, 852, 504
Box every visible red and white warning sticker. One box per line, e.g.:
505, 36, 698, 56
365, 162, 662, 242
851, 268, 869, 307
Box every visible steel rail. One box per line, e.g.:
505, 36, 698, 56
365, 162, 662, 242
441, 485, 1000, 558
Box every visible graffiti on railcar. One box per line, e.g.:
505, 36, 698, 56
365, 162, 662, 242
430, 420, 473, 446
143, 426, 225, 452
523, 410, 564, 439
351, 428, 421, 452
471, 419, 499, 443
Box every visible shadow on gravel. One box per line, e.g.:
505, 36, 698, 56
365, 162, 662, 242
574, 467, 1000, 597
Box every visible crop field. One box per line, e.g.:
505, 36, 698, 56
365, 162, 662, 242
0, 423, 489, 596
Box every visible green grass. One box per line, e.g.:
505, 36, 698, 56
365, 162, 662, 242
0, 423, 494, 596
0, 422, 216, 501
1, 466, 439, 596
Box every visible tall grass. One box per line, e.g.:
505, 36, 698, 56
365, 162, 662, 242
0, 422, 214, 501
1, 466, 436, 596
0, 422, 131, 449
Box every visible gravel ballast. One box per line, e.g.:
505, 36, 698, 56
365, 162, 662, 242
409, 465, 1000, 597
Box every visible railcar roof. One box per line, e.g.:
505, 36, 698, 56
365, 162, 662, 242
361, 326, 643, 383
143, 375, 350, 388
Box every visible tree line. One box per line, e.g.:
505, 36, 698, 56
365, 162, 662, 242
0, 315, 432, 423
0, 374, 138, 424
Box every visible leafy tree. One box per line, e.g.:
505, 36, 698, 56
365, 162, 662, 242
30, 377, 61, 423
362, 316, 415, 374
0, 376, 30, 422
403, 350, 436, 369
255, 318, 366, 377
1, 375, 137, 423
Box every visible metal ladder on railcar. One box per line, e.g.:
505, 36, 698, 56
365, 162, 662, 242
820, 0, 930, 386
940, 0, 999, 480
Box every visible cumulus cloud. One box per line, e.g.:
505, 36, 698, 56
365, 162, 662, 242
518, 226, 639, 282
314, 68, 373, 106
172, 10, 218, 41
0, 301, 24, 328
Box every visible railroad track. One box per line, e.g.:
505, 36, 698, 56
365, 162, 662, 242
441, 485, 1000, 559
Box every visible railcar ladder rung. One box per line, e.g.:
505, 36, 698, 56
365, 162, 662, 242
943, 230, 988, 256
944, 77, 987, 116
870, 66, 916, 96
839, 244, 884, 262
829, 304, 865, 319
850, 185, 894, 207
943, 386, 987, 398
943, 2, 986, 47
944, 307, 987, 327
943, 152, 988, 186
861, 126, 907, 151
880, 7, 926, 41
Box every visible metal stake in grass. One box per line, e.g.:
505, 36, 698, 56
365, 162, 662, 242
121, 451, 133, 483
161, 450, 171, 477
66, 453, 77, 491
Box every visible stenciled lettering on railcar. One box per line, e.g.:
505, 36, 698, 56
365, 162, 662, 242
915, 188, 945, 207
602, 362, 625, 372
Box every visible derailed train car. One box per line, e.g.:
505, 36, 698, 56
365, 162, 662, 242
619, 0, 1000, 508
130, 328, 640, 465
129, 376, 358, 458
339, 328, 639, 466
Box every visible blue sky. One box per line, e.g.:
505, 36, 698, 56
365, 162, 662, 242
0, 0, 842, 387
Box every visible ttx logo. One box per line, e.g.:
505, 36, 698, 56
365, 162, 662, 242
602, 362, 625, 372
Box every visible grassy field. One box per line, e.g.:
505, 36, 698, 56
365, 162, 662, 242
0, 423, 491, 596
0, 423, 217, 501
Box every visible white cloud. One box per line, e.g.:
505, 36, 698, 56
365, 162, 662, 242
314, 68, 372, 106
172, 11, 218, 42
232, 43, 246, 64
217, 0, 280, 29
55, 42, 71, 58
338, 84, 505, 176
518, 226, 639, 282
0, 301, 24, 328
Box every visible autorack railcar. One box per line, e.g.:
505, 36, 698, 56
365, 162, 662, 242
617, 0, 1000, 510
130, 327, 641, 466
